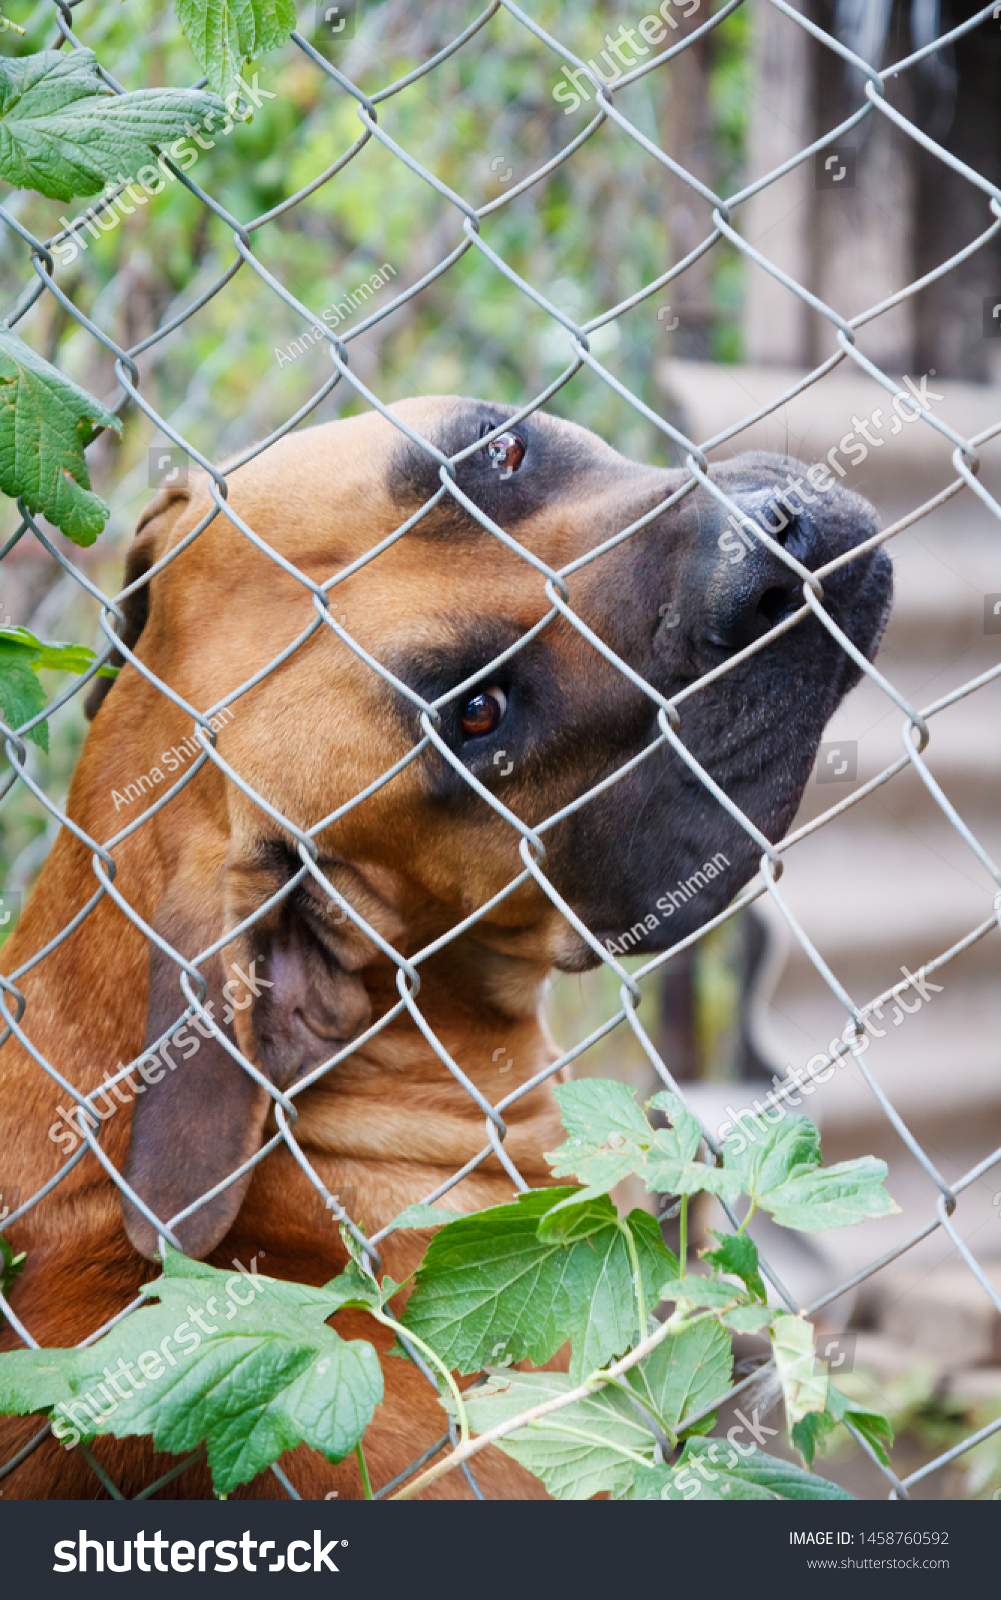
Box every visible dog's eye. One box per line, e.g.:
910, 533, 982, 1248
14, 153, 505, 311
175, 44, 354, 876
460, 687, 507, 738
485, 431, 525, 477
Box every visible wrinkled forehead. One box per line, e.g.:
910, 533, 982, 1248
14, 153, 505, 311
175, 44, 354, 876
171, 397, 660, 585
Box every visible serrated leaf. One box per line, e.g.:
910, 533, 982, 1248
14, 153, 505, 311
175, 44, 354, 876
175, 0, 296, 104
722, 1114, 821, 1194
0, 1247, 382, 1493
702, 1231, 767, 1302
382, 1202, 466, 1233
546, 1080, 740, 1205
0, 327, 121, 544
722, 1112, 897, 1231
625, 1439, 854, 1501
0, 50, 224, 200
761, 1156, 899, 1231
828, 1383, 894, 1469
452, 1369, 657, 1500
772, 1313, 827, 1427
401, 1189, 675, 1383
626, 1318, 732, 1437
545, 1078, 655, 1197
0, 626, 111, 678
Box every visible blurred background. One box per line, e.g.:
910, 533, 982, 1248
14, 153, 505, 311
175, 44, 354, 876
2, 0, 1001, 1495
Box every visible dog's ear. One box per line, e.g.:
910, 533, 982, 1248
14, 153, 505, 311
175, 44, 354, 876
120, 862, 376, 1260
85, 481, 191, 720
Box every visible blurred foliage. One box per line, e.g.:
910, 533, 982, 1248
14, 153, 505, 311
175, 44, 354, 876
831, 1365, 1001, 1501
0, 0, 749, 925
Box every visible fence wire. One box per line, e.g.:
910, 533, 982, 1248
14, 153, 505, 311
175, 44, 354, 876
0, 0, 1000, 1503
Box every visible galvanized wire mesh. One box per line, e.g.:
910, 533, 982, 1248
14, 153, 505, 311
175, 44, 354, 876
1, 0, 1000, 1503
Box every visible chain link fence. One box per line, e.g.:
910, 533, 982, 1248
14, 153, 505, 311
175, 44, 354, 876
1, 0, 1000, 1502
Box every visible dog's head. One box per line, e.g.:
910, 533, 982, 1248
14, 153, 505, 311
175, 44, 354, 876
88, 397, 890, 1257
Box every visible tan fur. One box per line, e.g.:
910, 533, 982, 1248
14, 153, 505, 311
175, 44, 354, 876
0, 402, 596, 1499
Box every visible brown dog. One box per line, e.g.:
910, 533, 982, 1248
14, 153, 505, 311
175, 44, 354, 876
0, 398, 891, 1499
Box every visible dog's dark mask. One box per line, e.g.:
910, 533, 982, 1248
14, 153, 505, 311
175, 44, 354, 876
390, 408, 891, 968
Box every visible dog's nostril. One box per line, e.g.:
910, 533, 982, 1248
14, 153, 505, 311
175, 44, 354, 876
756, 586, 795, 628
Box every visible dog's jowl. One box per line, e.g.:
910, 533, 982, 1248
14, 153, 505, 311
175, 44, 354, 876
0, 399, 890, 1499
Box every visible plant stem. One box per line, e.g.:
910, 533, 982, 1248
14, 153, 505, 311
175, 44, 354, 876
355, 1439, 373, 1500
678, 1195, 688, 1276
618, 1218, 646, 1339
735, 1201, 757, 1237
373, 1310, 470, 1445
389, 1307, 720, 1500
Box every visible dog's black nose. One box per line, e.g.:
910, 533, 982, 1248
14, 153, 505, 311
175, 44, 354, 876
706, 491, 811, 653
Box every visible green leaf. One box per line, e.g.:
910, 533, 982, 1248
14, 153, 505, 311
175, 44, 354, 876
792, 1384, 894, 1470
0, 628, 107, 753
791, 1408, 838, 1470
625, 1439, 854, 1501
658, 1276, 751, 1313
772, 1313, 827, 1427
0, 50, 225, 201
545, 1079, 656, 1199
0, 1247, 383, 1493
828, 1383, 894, 1469
702, 1230, 767, 1303
0, 1235, 26, 1302
626, 1318, 732, 1438
0, 626, 109, 677
0, 327, 121, 545
382, 1202, 466, 1233
453, 1369, 657, 1500
722, 1112, 897, 1231
0, 641, 48, 750
723, 1114, 821, 1194
545, 1080, 741, 1206
317, 1259, 391, 1315
723, 1305, 778, 1334
761, 1157, 899, 1232
401, 1189, 676, 1383
174, 0, 296, 105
